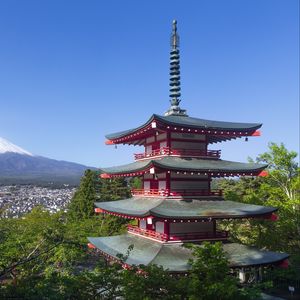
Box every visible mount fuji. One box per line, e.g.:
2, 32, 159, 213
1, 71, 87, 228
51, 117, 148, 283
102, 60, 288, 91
0, 137, 93, 185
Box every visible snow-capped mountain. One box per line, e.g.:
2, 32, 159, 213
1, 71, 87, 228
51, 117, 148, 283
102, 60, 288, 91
0, 137, 93, 185
0, 137, 33, 156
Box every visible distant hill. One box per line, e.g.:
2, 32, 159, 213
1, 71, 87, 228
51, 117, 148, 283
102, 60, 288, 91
0, 137, 94, 185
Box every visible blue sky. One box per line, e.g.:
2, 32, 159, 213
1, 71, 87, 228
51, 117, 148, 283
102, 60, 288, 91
0, 0, 299, 167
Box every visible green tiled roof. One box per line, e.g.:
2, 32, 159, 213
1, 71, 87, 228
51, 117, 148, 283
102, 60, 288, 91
95, 198, 276, 219
88, 234, 289, 272
100, 157, 267, 175
106, 114, 262, 140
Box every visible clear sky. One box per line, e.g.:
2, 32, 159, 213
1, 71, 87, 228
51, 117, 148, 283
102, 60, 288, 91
0, 0, 299, 167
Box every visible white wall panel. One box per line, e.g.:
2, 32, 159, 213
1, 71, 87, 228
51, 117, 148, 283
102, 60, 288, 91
155, 222, 165, 233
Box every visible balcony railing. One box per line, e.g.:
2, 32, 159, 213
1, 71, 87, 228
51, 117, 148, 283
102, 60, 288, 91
127, 225, 228, 242
131, 189, 169, 197
131, 189, 222, 197
134, 147, 221, 160
127, 225, 168, 241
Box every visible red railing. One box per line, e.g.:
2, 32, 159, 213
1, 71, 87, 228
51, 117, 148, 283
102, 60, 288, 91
134, 147, 221, 160
131, 189, 222, 197
127, 225, 228, 242
127, 225, 168, 241
131, 189, 169, 197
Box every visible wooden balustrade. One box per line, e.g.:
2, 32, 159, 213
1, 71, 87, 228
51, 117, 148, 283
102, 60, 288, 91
134, 147, 221, 160
127, 225, 228, 242
131, 189, 222, 197
127, 225, 168, 241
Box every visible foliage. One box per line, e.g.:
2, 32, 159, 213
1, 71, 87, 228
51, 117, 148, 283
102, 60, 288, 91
1, 220, 261, 299
68, 169, 97, 220
0, 170, 129, 298
129, 176, 143, 189
0, 208, 65, 281
97, 176, 131, 201
185, 242, 260, 300
218, 143, 300, 286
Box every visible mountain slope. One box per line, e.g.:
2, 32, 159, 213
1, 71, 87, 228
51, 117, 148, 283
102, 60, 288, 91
0, 138, 94, 185
0, 137, 33, 156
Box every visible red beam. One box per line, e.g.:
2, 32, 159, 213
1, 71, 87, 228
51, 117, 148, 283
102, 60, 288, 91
105, 139, 115, 145
87, 243, 96, 249
278, 259, 289, 268
258, 170, 269, 177
100, 173, 111, 179
265, 213, 279, 221
251, 130, 261, 137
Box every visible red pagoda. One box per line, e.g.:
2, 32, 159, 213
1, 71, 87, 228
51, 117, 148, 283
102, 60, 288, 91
88, 20, 288, 282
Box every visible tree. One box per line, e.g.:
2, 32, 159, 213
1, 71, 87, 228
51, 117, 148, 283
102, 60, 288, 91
218, 143, 300, 289
98, 177, 131, 201
185, 242, 260, 300
68, 169, 97, 220
257, 142, 299, 201
0, 207, 65, 282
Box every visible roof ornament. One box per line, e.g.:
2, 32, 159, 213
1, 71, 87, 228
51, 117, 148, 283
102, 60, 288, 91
165, 20, 188, 117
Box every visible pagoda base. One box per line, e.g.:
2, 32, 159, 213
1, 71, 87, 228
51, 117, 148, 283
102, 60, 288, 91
88, 234, 289, 273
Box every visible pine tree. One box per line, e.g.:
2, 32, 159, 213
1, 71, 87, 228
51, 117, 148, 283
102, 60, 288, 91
68, 169, 97, 220
98, 177, 131, 201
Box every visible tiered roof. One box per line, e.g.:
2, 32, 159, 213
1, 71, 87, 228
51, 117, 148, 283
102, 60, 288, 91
105, 114, 262, 145
88, 234, 289, 273
95, 198, 276, 219
100, 157, 267, 177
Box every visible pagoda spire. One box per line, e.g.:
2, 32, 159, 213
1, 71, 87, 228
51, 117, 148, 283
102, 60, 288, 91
165, 20, 188, 117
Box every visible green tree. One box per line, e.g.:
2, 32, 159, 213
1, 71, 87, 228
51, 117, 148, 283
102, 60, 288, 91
68, 169, 97, 220
185, 242, 260, 300
257, 142, 299, 201
218, 143, 300, 289
0, 207, 65, 282
98, 177, 131, 201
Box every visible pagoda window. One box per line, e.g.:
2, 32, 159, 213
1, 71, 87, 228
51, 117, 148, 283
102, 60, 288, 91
145, 145, 152, 154
157, 133, 167, 141
158, 180, 166, 190
144, 173, 153, 180
156, 172, 166, 179
155, 221, 165, 234
139, 220, 147, 230
146, 136, 155, 144
143, 181, 150, 190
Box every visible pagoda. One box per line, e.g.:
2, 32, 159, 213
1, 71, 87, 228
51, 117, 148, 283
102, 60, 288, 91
88, 21, 288, 282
